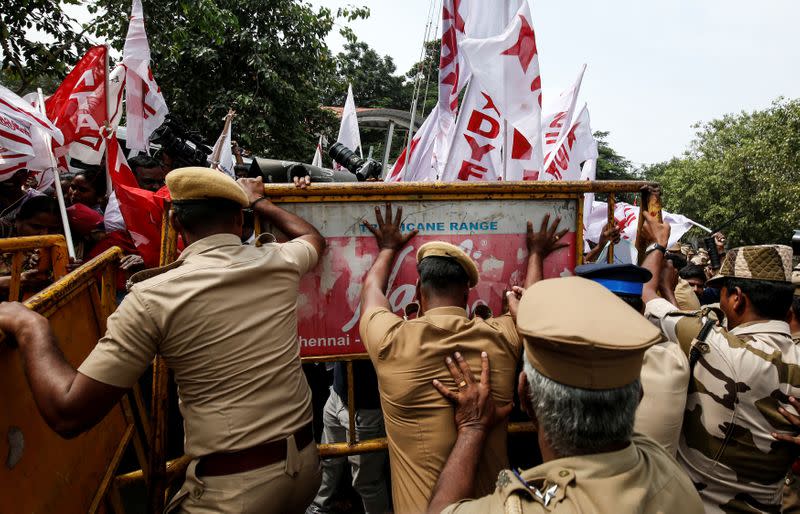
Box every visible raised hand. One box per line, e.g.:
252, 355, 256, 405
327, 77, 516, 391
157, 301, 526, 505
362, 203, 417, 252
527, 214, 569, 257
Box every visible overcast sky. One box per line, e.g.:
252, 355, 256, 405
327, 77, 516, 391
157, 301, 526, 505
310, 0, 800, 166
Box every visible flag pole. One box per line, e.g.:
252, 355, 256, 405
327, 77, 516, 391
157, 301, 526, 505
37, 88, 76, 260
502, 119, 508, 181
104, 44, 114, 195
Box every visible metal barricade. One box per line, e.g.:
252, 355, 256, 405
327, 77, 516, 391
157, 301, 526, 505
1, 244, 151, 513
0, 234, 70, 301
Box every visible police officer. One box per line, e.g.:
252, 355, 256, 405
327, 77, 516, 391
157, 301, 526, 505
575, 262, 689, 457
640, 212, 799, 514
0, 168, 326, 513
426, 277, 704, 513
358, 204, 567, 513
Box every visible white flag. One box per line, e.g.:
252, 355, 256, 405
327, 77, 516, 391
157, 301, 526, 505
460, 0, 543, 180
311, 135, 326, 168
386, 108, 440, 182
210, 111, 235, 178
335, 84, 361, 168
540, 104, 597, 181
122, 0, 168, 152
542, 64, 586, 163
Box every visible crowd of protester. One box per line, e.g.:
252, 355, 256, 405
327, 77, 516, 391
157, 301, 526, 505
2, 153, 800, 514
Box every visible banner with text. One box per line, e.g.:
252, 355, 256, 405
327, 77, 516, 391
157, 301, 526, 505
276, 199, 578, 357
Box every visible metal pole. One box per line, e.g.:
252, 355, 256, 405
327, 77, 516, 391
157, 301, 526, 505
502, 120, 508, 181
381, 121, 395, 176
607, 194, 616, 264
404, 95, 419, 176
104, 45, 113, 196
36, 88, 76, 260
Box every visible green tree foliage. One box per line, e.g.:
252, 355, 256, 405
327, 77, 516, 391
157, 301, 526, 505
594, 131, 637, 181
89, 0, 368, 161
0, 0, 91, 94
642, 98, 800, 245
590, 131, 640, 203
322, 41, 410, 109
405, 39, 441, 119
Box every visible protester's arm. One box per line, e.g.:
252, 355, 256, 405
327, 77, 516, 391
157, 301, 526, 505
640, 211, 674, 305
361, 203, 418, 312
0, 303, 126, 438
584, 223, 621, 263
524, 214, 569, 288
238, 177, 326, 256
427, 352, 512, 514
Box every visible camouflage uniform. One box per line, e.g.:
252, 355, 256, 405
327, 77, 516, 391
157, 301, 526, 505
646, 245, 800, 514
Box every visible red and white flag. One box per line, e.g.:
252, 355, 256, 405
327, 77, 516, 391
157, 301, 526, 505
430, 0, 469, 178
0, 83, 63, 157
311, 135, 326, 168
105, 130, 163, 267
540, 104, 597, 181
585, 200, 695, 249
390, 0, 475, 182
45, 45, 108, 165
460, 0, 543, 180
386, 108, 440, 182
123, 0, 168, 152
0, 84, 63, 180
108, 64, 126, 129
542, 64, 586, 164
440, 89, 504, 181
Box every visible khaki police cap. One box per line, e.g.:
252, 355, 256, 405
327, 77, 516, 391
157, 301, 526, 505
417, 242, 479, 288
166, 167, 249, 207
517, 277, 662, 390
706, 244, 793, 287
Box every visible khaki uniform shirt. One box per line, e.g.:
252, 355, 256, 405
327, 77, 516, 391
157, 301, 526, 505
646, 298, 800, 513
634, 339, 690, 457
79, 234, 318, 458
441, 434, 704, 513
675, 278, 701, 311
360, 307, 521, 514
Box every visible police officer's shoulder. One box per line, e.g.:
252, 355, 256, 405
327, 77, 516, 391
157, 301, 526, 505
126, 260, 185, 291
493, 467, 579, 513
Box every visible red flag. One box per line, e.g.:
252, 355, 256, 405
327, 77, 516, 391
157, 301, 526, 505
105, 131, 138, 189
45, 46, 108, 162
104, 130, 163, 267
